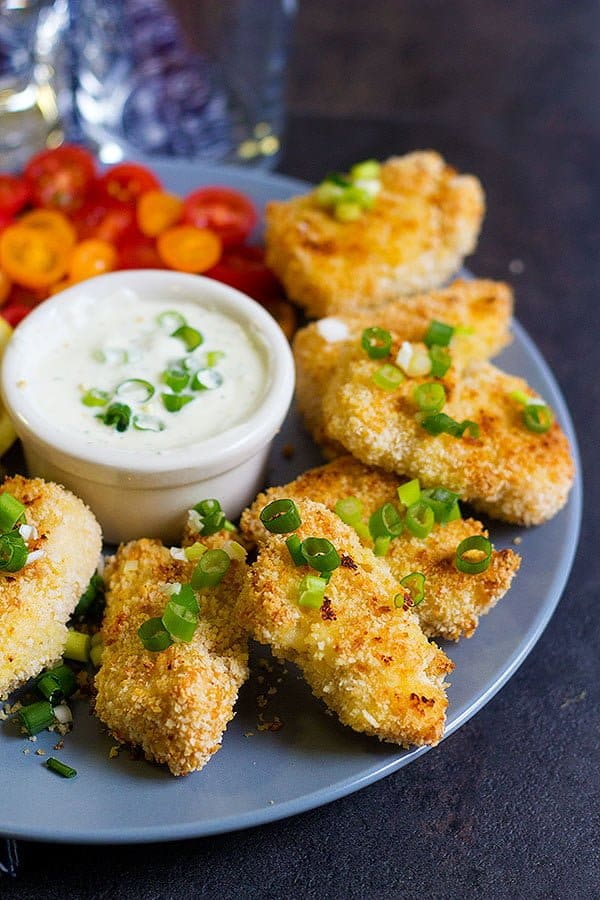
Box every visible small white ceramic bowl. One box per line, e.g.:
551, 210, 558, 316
1, 270, 295, 544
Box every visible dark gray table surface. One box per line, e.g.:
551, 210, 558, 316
2, 2, 599, 897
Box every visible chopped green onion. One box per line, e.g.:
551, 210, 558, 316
206, 350, 225, 368
18, 700, 55, 736
334, 201, 362, 222
162, 599, 198, 643
46, 757, 77, 779
157, 310, 186, 331
373, 363, 404, 391
395, 572, 426, 608
421, 487, 461, 524
97, 402, 131, 432
523, 404, 554, 433
74, 573, 105, 618
162, 367, 190, 393
81, 388, 110, 408
455, 535, 493, 574
174, 583, 200, 614
334, 497, 370, 540
0, 531, 28, 572
373, 536, 391, 556
184, 542, 207, 562
191, 369, 223, 391
300, 537, 341, 573
161, 393, 194, 412
369, 503, 403, 539
424, 320, 454, 348
405, 501, 435, 539
36, 664, 77, 703
192, 499, 231, 536
342, 184, 376, 210
90, 643, 104, 668
171, 324, 203, 352
397, 479, 421, 507
421, 413, 480, 439
361, 327, 392, 359
429, 345, 452, 378
414, 382, 446, 413
350, 159, 381, 180
324, 171, 352, 188
315, 181, 346, 208
509, 389, 532, 406
132, 414, 165, 432
138, 617, 173, 652
286, 534, 305, 566
298, 574, 328, 608
446, 500, 462, 522
115, 379, 155, 403
191, 549, 230, 589
64, 630, 90, 663
259, 499, 302, 534
0, 492, 26, 533
222, 540, 246, 562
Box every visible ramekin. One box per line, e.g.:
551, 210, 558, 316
1, 270, 295, 544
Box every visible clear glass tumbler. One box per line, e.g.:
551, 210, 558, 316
69, 0, 297, 167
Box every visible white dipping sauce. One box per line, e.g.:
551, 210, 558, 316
26, 287, 270, 453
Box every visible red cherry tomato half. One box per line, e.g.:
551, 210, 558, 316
72, 186, 140, 244
24, 145, 96, 214
117, 234, 165, 270
99, 163, 161, 206
0, 175, 29, 217
205, 246, 281, 302
1, 299, 34, 327
183, 187, 257, 248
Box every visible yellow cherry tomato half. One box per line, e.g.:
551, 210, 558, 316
0, 224, 70, 289
156, 225, 222, 273
18, 208, 77, 250
69, 239, 117, 283
137, 190, 183, 237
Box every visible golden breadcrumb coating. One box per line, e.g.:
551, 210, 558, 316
95, 538, 248, 776
265, 151, 485, 318
322, 346, 574, 525
293, 278, 513, 452
0, 475, 102, 699
237, 499, 453, 747
241, 457, 520, 641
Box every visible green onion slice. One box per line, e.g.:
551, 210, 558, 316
0, 492, 26, 533
192, 498, 229, 536
81, 388, 110, 408
509, 389, 532, 406
161, 393, 194, 412
36, 664, 77, 704
286, 534, 305, 566
157, 310, 186, 331
455, 535, 493, 574
259, 499, 302, 534
162, 367, 190, 393
298, 574, 328, 608
397, 479, 421, 508
334, 497, 370, 540
373, 363, 404, 391
395, 572, 426, 608
421, 412, 480, 439
373, 536, 391, 557
191, 369, 223, 391
18, 700, 55, 736
361, 327, 392, 359
46, 757, 77, 778
523, 404, 554, 433
191, 549, 231, 589
405, 501, 435, 539
115, 379, 155, 403
369, 503, 403, 539
171, 324, 203, 352
162, 599, 198, 643
421, 487, 461, 524
64, 630, 91, 663
184, 542, 206, 562
0, 531, 28, 572
138, 617, 173, 652
424, 320, 455, 347
97, 402, 131, 432
350, 159, 381, 180
132, 414, 165, 432
414, 382, 446, 413
173, 583, 200, 615
429, 345, 452, 378
206, 350, 225, 368
300, 537, 341, 573
74, 573, 104, 618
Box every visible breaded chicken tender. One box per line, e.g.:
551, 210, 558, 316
322, 348, 574, 525
95, 539, 248, 776
237, 499, 453, 747
0, 475, 102, 699
265, 151, 485, 318
241, 457, 520, 641
293, 279, 513, 452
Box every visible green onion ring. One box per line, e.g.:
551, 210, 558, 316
394, 572, 426, 608
455, 535, 493, 575
18, 700, 56, 736
405, 501, 435, 539
138, 617, 173, 652
369, 502, 403, 539
361, 327, 392, 359
0, 492, 26, 533
81, 387, 110, 408
424, 320, 455, 348
161, 393, 194, 412
413, 382, 446, 413
372, 363, 404, 391
421, 487, 461, 524
157, 310, 186, 331
523, 404, 554, 433
162, 600, 198, 643
259, 499, 302, 534
297, 574, 327, 608
115, 378, 155, 403
171, 324, 203, 352
300, 537, 341, 573
428, 345, 452, 378
191, 549, 231, 589
0, 531, 28, 572
397, 479, 421, 507
286, 534, 305, 566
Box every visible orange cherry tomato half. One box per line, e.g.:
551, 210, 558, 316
137, 190, 183, 237
100, 163, 161, 206
183, 187, 257, 247
18, 209, 77, 250
69, 239, 117, 282
0, 269, 11, 305
0, 224, 71, 289
0, 175, 29, 217
156, 225, 222, 273
24, 145, 96, 214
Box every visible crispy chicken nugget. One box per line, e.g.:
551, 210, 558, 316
241, 457, 520, 641
237, 499, 453, 747
0, 475, 102, 700
95, 538, 248, 776
322, 347, 574, 525
265, 151, 485, 318
293, 279, 513, 452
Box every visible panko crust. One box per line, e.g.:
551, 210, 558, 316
95, 538, 248, 776
265, 151, 485, 318
241, 456, 520, 641
0, 475, 102, 700
237, 499, 453, 747
293, 278, 513, 451
322, 348, 574, 526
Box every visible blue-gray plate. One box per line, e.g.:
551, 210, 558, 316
0, 161, 582, 843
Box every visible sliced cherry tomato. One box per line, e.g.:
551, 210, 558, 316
0, 175, 29, 217
117, 234, 165, 270
24, 145, 96, 214
137, 190, 183, 237
69, 239, 117, 282
0, 269, 11, 305
1, 301, 31, 327
205, 246, 282, 302
19, 209, 77, 250
0, 224, 71, 289
183, 187, 257, 247
156, 225, 222, 273
100, 163, 161, 206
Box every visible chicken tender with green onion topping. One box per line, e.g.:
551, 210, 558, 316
236, 499, 453, 747
0, 475, 102, 700
241, 457, 520, 641
94, 538, 248, 776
